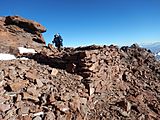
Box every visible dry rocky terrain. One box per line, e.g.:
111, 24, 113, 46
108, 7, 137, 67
0, 16, 160, 120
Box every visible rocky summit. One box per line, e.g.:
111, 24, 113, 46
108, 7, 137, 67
0, 16, 160, 120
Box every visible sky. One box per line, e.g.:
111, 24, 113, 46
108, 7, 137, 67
0, 0, 160, 47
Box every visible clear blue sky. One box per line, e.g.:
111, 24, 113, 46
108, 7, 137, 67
0, 0, 160, 47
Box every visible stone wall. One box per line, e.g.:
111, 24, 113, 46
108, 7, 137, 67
63, 45, 125, 95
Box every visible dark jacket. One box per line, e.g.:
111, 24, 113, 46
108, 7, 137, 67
52, 35, 63, 47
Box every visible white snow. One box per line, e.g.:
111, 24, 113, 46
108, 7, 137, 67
18, 57, 29, 60
0, 53, 16, 60
61, 107, 69, 112
33, 112, 44, 116
155, 52, 160, 56
18, 47, 36, 54
0, 47, 36, 61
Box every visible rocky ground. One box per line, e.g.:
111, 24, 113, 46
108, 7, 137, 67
0, 16, 160, 120
0, 44, 160, 120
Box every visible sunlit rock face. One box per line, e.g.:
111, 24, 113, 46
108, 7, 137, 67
0, 15, 46, 54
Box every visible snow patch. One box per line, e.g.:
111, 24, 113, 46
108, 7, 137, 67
0, 53, 30, 61
18, 47, 36, 54
155, 52, 160, 56
33, 112, 44, 116
61, 107, 69, 112
0, 53, 16, 60
18, 57, 29, 60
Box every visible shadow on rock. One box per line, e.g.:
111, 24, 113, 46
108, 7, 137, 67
30, 53, 67, 70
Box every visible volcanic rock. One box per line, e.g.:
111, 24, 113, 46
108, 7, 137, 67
0, 44, 160, 119
9, 80, 29, 92
0, 15, 46, 54
51, 68, 58, 76
5, 16, 46, 33
0, 16, 160, 119
0, 103, 10, 112
23, 92, 39, 102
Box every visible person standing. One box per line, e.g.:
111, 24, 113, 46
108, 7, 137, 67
52, 33, 63, 51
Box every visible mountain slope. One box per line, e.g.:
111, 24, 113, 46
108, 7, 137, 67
0, 15, 160, 119
142, 42, 160, 52
141, 42, 160, 60
0, 44, 160, 120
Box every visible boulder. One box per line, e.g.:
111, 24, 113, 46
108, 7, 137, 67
5, 16, 46, 33
0, 15, 46, 54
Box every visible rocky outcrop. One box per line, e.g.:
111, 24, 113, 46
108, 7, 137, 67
5, 16, 46, 33
1, 44, 157, 119
0, 15, 46, 54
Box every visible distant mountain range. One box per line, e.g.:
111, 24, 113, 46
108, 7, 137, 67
141, 42, 160, 60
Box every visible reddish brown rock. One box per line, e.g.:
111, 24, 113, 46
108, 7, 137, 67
0, 44, 160, 119
66, 63, 76, 73
25, 70, 38, 80
88, 61, 99, 72
51, 68, 58, 76
0, 15, 46, 54
23, 92, 39, 102
5, 16, 46, 33
48, 43, 55, 51
18, 106, 30, 115
16, 94, 22, 102
9, 80, 29, 91
49, 92, 56, 103
36, 79, 43, 88
27, 87, 40, 97
44, 111, 56, 120
0, 103, 10, 112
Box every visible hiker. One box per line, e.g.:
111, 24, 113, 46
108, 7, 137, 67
52, 33, 63, 51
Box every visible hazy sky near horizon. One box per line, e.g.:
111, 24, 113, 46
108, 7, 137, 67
1, 0, 160, 47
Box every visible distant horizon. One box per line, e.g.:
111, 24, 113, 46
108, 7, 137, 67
1, 0, 160, 47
